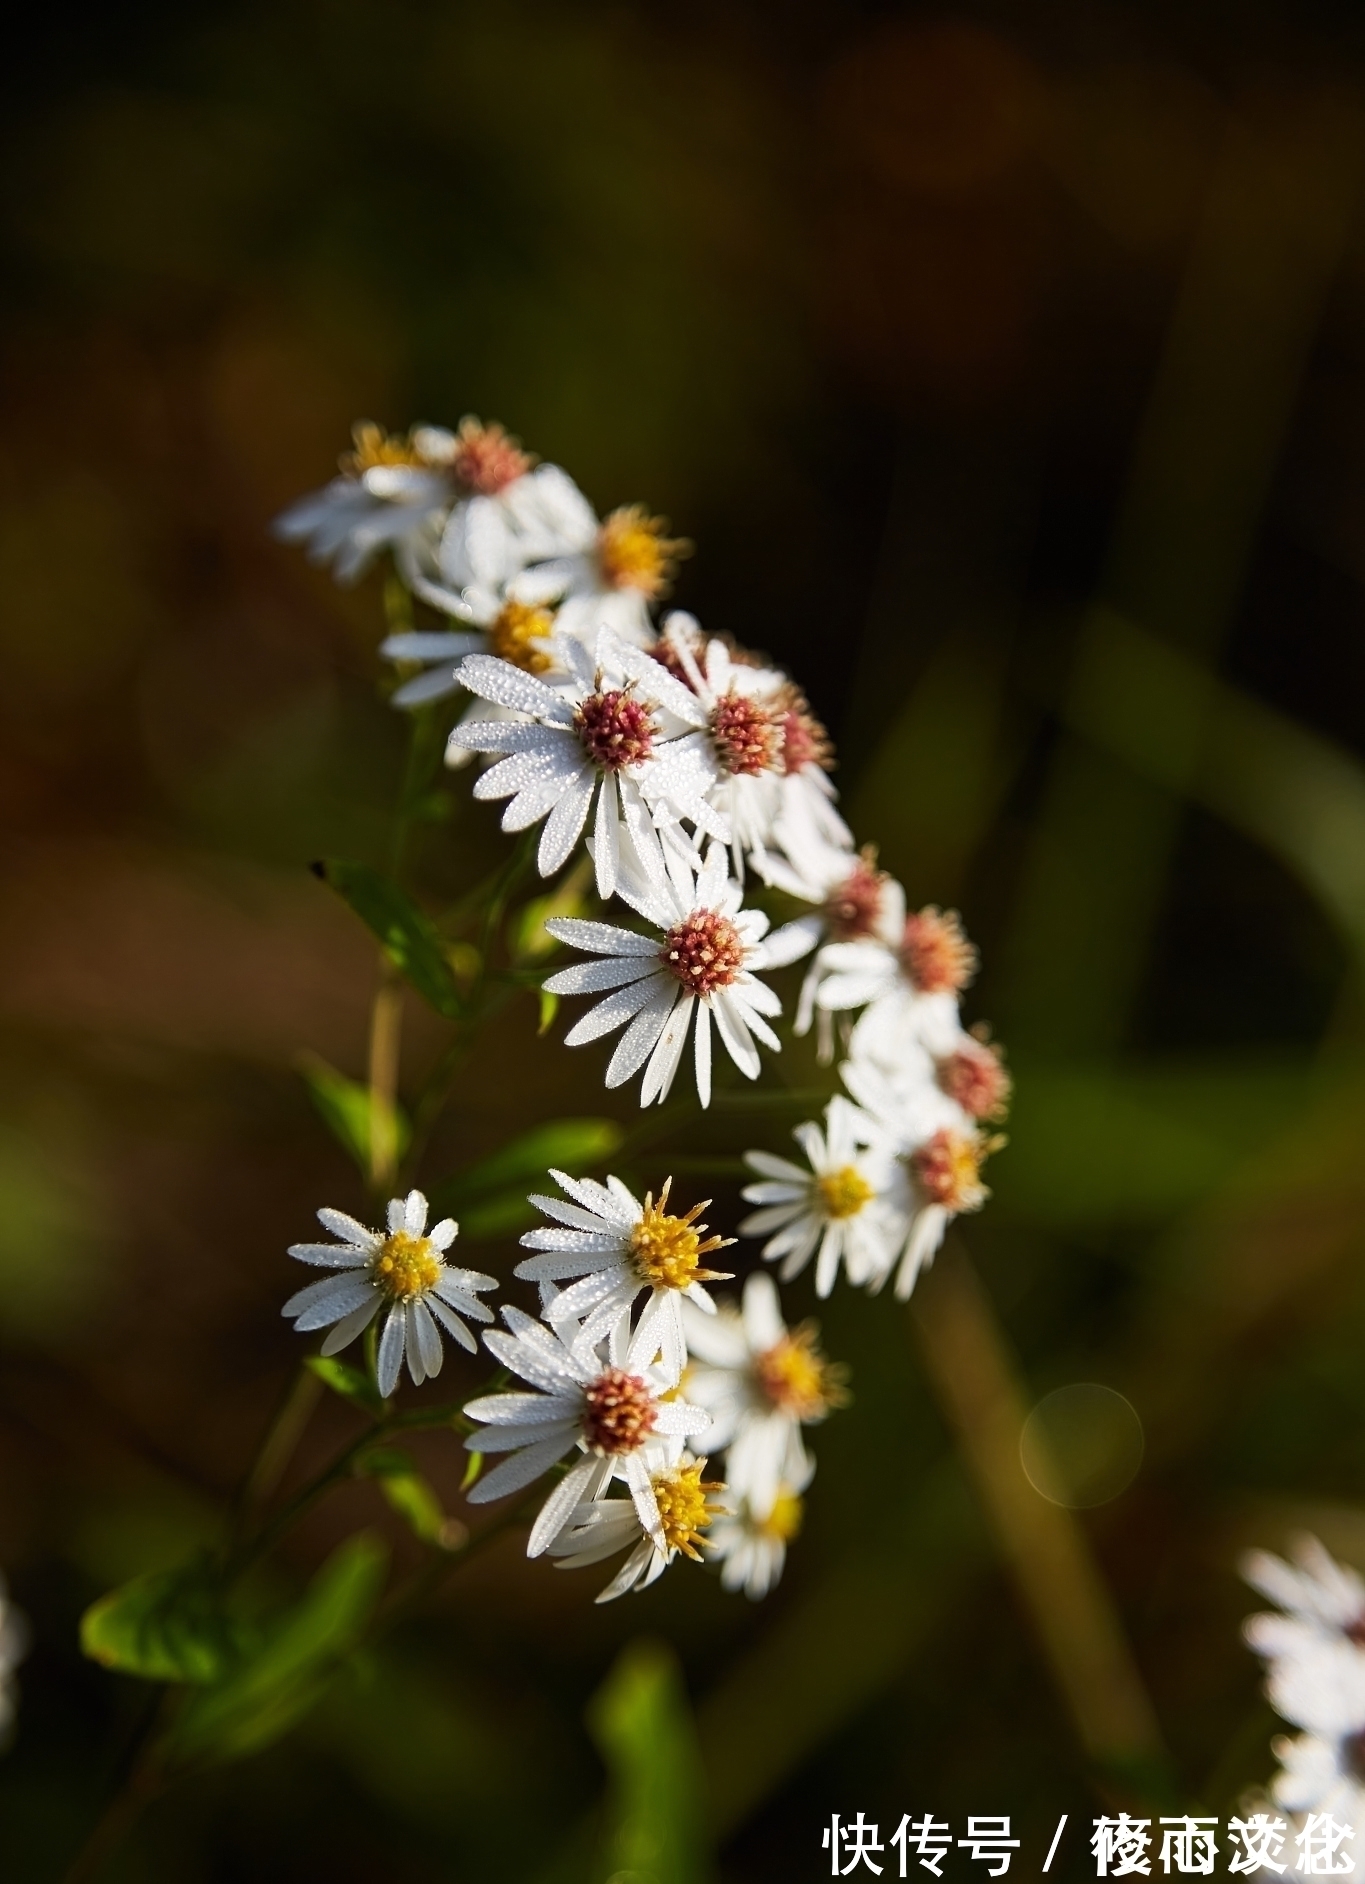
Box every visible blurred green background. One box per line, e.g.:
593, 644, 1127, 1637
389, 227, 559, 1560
4, 0, 1365, 1876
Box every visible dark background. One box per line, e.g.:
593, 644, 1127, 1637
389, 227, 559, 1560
4, 0, 1365, 1877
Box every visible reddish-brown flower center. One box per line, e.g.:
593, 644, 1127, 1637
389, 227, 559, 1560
900, 906, 977, 994
709, 691, 781, 776
573, 688, 657, 773
449, 416, 533, 495
776, 687, 835, 776
823, 848, 889, 942
581, 1367, 659, 1455
649, 637, 701, 690
936, 1038, 1011, 1122
910, 1128, 999, 1214
659, 908, 746, 995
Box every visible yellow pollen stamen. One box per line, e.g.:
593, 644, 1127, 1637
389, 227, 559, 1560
342, 421, 436, 475
761, 1490, 805, 1543
628, 1176, 734, 1290
754, 1326, 849, 1422
489, 598, 555, 673
597, 505, 690, 599
651, 1458, 725, 1560
817, 1165, 875, 1221
371, 1231, 442, 1301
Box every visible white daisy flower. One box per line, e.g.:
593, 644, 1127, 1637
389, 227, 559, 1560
1245, 1539, 1365, 1741
462, 1307, 711, 1557
274, 421, 463, 583
839, 1027, 1011, 1145
0, 1576, 28, 1745
547, 1453, 724, 1602
740, 1094, 910, 1296
512, 497, 691, 650
515, 1170, 733, 1383
283, 1190, 497, 1398
710, 1453, 814, 1601
446, 632, 720, 898
753, 818, 901, 1037
541, 841, 786, 1108
814, 903, 979, 1064
680, 1271, 846, 1520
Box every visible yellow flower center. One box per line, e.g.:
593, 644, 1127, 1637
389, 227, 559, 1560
597, 505, 690, 599
753, 1327, 849, 1422
817, 1165, 875, 1220
371, 1232, 442, 1301
489, 598, 556, 673
761, 1490, 804, 1543
628, 1178, 734, 1290
342, 421, 437, 475
652, 1459, 724, 1560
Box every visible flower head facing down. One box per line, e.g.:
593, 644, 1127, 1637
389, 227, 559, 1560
710, 1454, 814, 1601
283, 1191, 497, 1398
516, 1170, 732, 1383
936, 1033, 1011, 1123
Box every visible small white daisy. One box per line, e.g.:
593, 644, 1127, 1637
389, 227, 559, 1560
515, 498, 691, 650
274, 422, 461, 583
814, 903, 978, 1064
447, 632, 719, 898
515, 1169, 733, 1383
283, 1190, 497, 1398
542, 841, 785, 1108
680, 1271, 846, 1520
547, 1453, 725, 1602
710, 1453, 814, 1601
740, 1094, 909, 1297
462, 1307, 711, 1556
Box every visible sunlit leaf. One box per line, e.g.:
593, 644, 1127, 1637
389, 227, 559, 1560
172, 1535, 388, 1764
297, 1054, 410, 1175
312, 860, 464, 1021
588, 1639, 712, 1884
434, 1117, 624, 1212
80, 1559, 240, 1684
358, 1447, 454, 1547
306, 1354, 384, 1416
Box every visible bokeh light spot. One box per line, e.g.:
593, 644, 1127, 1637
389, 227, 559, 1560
1019, 1384, 1144, 1508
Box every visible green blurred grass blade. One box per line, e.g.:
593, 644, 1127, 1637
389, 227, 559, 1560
80, 1558, 241, 1684
430, 1117, 624, 1215
171, 1534, 387, 1765
588, 1639, 712, 1884
313, 859, 464, 1020
305, 1354, 384, 1416
297, 1053, 411, 1175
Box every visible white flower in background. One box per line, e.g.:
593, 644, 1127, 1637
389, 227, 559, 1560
755, 832, 900, 1032
710, 1452, 814, 1601
0, 1577, 28, 1745
511, 495, 690, 649
462, 1307, 710, 1556
547, 1454, 724, 1602
840, 1027, 1011, 1146
542, 841, 788, 1108
447, 633, 718, 898
814, 903, 979, 1065
283, 1191, 497, 1397
740, 1095, 908, 1296
681, 1271, 846, 1519
516, 1170, 733, 1383
1243, 1536, 1365, 1832
274, 421, 464, 582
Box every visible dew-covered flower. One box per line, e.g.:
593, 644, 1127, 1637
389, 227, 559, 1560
815, 903, 978, 1063
447, 632, 719, 898
681, 1271, 845, 1520
709, 1453, 814, 1601
542, 841, 788, 1108
740, 1095, 909, 1296
547, 1453, 725, 1601
516, 1170, 733, 1382
274, 422, 466, 582
283, 1191, 497, 1397
462, 1308, 711, 1556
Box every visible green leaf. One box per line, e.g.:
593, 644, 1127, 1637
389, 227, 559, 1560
433, 1117, 624, 1213
588, 1639, 713, 1884
312, 860, 464, 1021
461, 1451, 483, 1493
357, 1448, 453, 1548
80, 1559, 240, 1684
298, 1054, 410, 1175
173, 1535, 388, 1764
306, 1354, 383, 1416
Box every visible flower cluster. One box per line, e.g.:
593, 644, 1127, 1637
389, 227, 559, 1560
275, 413, 993, 1606
1242, 1536, 1365, 1841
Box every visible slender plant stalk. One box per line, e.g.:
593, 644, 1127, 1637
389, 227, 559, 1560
909, 1238, 1167, 1776
366, 962, 405, 1195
